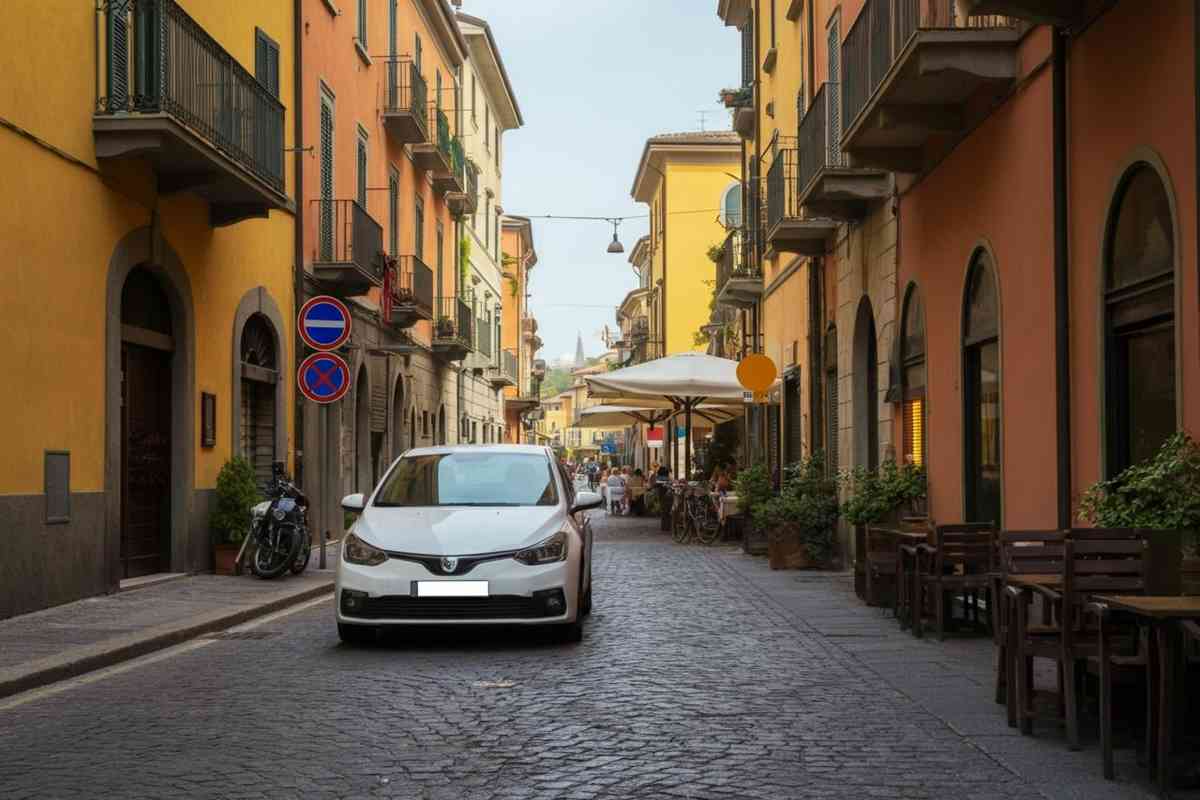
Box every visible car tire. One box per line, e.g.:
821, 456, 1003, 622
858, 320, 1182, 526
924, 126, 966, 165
338, 622, 377, 645
554, 619, 583, 644
580, 584, 593, 616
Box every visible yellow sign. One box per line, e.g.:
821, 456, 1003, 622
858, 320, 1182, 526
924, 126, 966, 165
736, 353, 777, 393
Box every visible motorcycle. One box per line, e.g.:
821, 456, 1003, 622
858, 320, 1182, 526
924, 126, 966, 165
249, 462, 311, 579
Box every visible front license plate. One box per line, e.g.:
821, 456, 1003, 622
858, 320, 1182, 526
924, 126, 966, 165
416, 581, 488, 598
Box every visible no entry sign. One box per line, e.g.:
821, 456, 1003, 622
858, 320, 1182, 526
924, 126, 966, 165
298, 295, 351, 351
297, 351, 351, 404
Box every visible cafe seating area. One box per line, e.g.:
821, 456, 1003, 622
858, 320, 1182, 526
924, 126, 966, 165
855, 522, 1200, 796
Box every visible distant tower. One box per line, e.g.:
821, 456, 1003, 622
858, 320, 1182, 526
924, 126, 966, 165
574, 332, 586, 369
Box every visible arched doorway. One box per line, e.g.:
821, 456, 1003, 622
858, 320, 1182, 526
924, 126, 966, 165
391, 376, 406, 457
963, 251, 1001, 526
119, 267, 174, 579
239, 313, 277, 489
852, 297, 878, 471
900, 284, 926, 468
1103, 162, 1176, 476
354, 365, 370, 492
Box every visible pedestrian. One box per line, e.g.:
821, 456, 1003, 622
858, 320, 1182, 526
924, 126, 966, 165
606, 468, 626, 515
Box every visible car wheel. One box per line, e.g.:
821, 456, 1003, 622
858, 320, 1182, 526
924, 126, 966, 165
580, 584, 593, 616
554, 619, 583, 644
338, 622, 377, 645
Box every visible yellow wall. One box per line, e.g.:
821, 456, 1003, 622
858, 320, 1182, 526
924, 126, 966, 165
0, 1, 295, 494
663, 162, 736, 354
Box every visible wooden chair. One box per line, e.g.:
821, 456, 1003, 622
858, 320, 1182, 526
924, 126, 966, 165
864, 526, 900, 608
895, 517, 932, 629
991, 530, 1066, 724
1011, 533, 1149, 761
1182, 558, 1200, 596
913, 523, 996, 640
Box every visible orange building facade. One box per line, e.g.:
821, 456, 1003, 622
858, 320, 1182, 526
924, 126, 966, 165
719, 0, 1199, 553
500, 216, 544, 443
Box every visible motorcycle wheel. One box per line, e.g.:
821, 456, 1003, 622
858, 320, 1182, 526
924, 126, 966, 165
252, 524, 303, 579
290, 533, 312, 575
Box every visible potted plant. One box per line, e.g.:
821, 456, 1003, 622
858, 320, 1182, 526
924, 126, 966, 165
211, 457, 260, 575
733, 463, 773, 556
1079, 433, 1200, 588
764, 452, 839, 570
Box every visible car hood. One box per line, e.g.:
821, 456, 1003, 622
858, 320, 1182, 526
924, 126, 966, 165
351, 506, 564, 555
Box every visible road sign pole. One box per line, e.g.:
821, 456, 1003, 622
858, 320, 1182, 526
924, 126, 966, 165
319, 402, 328, 570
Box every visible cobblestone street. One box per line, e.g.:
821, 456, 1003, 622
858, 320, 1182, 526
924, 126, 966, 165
0, 514, 1180, 800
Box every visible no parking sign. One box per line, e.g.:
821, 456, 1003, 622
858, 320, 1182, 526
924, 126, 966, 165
297, 352, 351, 405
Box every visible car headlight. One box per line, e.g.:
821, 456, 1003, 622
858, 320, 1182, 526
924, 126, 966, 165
513, 531, 569, 565
343, 532, 387, 566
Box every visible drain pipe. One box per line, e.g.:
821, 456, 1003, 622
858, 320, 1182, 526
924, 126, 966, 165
1052, 28, 1072, 530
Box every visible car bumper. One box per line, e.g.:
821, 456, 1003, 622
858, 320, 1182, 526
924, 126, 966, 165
335, 552, 580, 626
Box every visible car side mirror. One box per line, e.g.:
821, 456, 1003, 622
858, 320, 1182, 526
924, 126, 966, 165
341, 493, 366, 513
571, 491, 604, 514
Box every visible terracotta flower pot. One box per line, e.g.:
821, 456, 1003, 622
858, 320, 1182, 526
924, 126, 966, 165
213, 543, 241, 576
768, 526, 812, 570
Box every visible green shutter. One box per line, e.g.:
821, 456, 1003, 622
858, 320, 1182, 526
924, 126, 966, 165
319, 100, 334, 261
106, 2, 129, 110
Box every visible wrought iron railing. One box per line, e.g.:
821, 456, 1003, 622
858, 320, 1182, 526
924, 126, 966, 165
392, 254, 433, 315
96, 0, 285, 193
450, 136, 465, 183
314, 199, 384, 279
842, 0, 1016, 139
434, 295, 475, 348
384, 59, 428, 136
716, 228, 760, 294
629, 317, 649, 341
766, 145, 800, 233
799, 83, 844, 195
434, 108, 452, 160
501, 348, 518, 382
464, 160, 479, 206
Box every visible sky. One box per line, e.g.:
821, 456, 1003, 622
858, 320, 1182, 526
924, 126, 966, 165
456, 0, 739, 363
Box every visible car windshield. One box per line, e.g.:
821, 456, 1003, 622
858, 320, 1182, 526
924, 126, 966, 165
373, 452, 559, 507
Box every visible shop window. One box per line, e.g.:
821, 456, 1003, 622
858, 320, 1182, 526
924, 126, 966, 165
900, 284, 926, 467
1104, 164, 1176, 476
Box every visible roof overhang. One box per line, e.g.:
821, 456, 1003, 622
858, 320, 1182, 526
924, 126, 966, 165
616, 287, 649, 320
628, 235, 651, 269
717, 0, 752, 27
631, 140, 742, 204
419, 0, 468, 66
456, 13, 523, 129
502, 214, 537, 268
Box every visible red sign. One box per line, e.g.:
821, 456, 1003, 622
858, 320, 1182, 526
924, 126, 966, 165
646, 428, 664, 442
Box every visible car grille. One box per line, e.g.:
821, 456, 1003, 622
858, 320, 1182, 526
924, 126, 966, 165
351, 594, 556, 620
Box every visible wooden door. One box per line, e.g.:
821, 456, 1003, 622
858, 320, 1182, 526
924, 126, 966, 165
121, 343, 172, 578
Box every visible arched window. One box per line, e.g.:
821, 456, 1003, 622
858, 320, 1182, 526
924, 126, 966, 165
1104, 164, 1176, 475
900, 285, 926, 467
963, 252, 1001, 525
720, 182, 742, 229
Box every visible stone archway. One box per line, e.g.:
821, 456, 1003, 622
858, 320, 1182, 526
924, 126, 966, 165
231, 287, 288, 485
105, 226, 194, 587
852, 296, 878, 471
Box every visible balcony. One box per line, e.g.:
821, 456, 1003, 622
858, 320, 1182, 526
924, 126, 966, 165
961, 0, 1080, 26
476, 313, 492, 358
721, 86, 755, 139
382, 59, 428, 145
388, 254, 434, 328
312, 200, 384, 295
715, 229, 763, 309
765, 145, 838, 256
798, 83, 891, 221
447, 159, 478, 218
94, 0, 288, 227
841, 0, 1021, 174
521, 316, 538, 341
412, 107, 454, 175
433, 295, 475, 361
628, 316, 649, 342
433, 136, 466, 196
489, 348, 518, 388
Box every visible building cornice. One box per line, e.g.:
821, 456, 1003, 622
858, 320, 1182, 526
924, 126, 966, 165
630, 138, 741, 203
456, 12, 523, 129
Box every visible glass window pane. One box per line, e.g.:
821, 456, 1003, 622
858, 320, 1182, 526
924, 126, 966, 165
1108, 166, 1173, 290
374, 452, 558, 508
903, 289, 925, 359
1125, 326, 1175, 466
965, 254, 998, 342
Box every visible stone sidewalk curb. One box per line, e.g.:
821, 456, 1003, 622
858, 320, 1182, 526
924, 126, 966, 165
0, 579, 334, 701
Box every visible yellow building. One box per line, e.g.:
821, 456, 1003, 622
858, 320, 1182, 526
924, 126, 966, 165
0, 1, 296, 618
630, 133, 741, 358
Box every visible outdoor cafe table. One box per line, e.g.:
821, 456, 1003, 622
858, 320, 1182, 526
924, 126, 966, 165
1093, 595, 1200, 794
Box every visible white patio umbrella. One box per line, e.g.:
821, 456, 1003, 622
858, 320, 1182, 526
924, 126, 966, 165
584, 353, 744, 478
572, 404, 742, 429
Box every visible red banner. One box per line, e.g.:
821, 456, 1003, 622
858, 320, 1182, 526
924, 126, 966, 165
646, 427, 664, 442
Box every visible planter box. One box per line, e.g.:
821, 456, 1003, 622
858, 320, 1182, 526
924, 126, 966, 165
742, 524, 768, 556
213, 543, 241, 576
769, 533, 812, 570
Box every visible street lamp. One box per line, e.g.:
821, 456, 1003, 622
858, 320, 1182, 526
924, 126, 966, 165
606, 220, 625, 254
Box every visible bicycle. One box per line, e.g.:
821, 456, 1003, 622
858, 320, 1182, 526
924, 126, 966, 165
671, 482, 722, 545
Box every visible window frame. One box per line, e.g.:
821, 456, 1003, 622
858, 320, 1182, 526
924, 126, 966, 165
961, 249, 1002, 527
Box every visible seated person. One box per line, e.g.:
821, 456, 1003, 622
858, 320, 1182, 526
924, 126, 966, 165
626, 468, 647, 515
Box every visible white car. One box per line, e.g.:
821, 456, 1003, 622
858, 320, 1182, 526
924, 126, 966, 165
335, 445, 603, 644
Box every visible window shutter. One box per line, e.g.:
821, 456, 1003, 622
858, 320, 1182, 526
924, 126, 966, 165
768, 404, 781, 486
741, 21, 754, 87
255, 31, 279, 97
357, 138, 367, 207
107, 4, 129, 109
388, 172, 399, 257
786, 375, 803, 464
319, 100, 334, 260
827, 20, 842, 167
